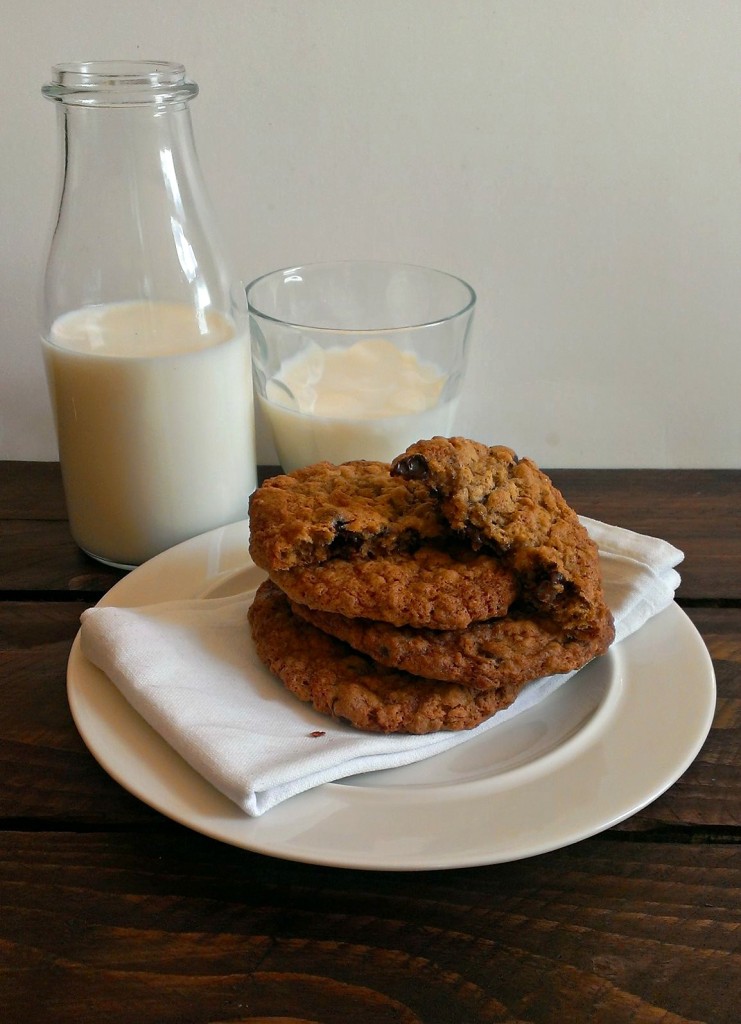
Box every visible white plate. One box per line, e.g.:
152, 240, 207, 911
67, 521, 716, 871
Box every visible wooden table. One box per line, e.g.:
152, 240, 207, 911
1, 461, 739, 1024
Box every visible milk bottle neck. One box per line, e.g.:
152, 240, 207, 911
41, 61, 234, 333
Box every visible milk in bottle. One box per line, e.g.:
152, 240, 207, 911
43, 301, 255, 567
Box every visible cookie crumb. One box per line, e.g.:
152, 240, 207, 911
308, 730, 326, 738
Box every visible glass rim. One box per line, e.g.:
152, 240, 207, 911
245, 260, 477, 333
42, 60, 198, 105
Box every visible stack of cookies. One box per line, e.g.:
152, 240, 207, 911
247, 437, 615, 735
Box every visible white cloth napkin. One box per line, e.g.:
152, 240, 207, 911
79, 517, 683, 816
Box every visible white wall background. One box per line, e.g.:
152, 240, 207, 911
1, 0, 740, 468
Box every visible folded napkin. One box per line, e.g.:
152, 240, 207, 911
80, 518, 683, 816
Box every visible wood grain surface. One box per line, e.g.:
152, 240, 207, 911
1, 461, 740, 1024
0, 828, 738, 1024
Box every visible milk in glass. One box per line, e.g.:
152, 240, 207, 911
260, 338, 457, 470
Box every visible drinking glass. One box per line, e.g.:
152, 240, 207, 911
247, 260, 476, 471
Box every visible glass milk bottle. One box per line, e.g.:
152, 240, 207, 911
41, 61, 256, 569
